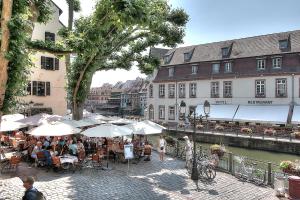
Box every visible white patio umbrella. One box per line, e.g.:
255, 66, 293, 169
109, 118, 134, 125
88, 114, 111, 122
16, 113, 62, 126
2, 114, 25, 122
81, 123, 132, 138
0, 121, 28, 132
124, 121, 164, 135
142, 120, 167, 130
28, 122, 81, 136
61, 118, 102, 128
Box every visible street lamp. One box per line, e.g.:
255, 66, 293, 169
187, 100, 210, 181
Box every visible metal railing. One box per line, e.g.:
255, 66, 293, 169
147, 136, 290, 187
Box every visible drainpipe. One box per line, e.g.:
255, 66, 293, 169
175, 79, 178, 122
292, 74, 295, 105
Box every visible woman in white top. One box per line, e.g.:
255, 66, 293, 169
158, 135, 166, 161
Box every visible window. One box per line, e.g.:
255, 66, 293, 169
159, 106, 165, 119
276, 78, 287, 97
168, 106, 175, 120
189, 106, 196, 115
222, 47, 229, 57
45, 32, 55, 42
192, 65, 198, 74
223, 81, 232, 98
27, 82, 31, 95
168, 84, 175, 98
149, 105, 154, 120
31, 81, 50, 96
212, 63, 220, 74
41, 57, 59, 70
272, 57, 282, 68
179, 83, 185, 98
211, 82, 219, 98
257, 59, 266, 71
255, 80, 265, 98
189, 83, 197, 98
164, 53, 173, 64
184, 52, 191, 62
149, 84, 153, 98
224, 62, 232, 73
168, 67, 174, 77
159, 84, 165, 98
279, 40, 288, 49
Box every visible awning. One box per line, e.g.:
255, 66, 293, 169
195, 104, 239, 121
233, 105, 289, 124
291, 105, 300, 124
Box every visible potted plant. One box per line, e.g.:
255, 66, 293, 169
293, 131, 300, 139
210, 144, 226, 158
178, 123, 185, 128
279, 161, 294, 174
165, 136, 176, 146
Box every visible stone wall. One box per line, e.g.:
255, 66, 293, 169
168, 130, 300, 155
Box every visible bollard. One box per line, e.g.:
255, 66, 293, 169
229, 152, 234, 175
267, 162, 272, 186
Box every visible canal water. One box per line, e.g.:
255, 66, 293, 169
148, 135, 300, 165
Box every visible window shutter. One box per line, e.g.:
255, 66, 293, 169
55, 58, 59, 70
41, 56, 46, 69
46, 82, 51, 96
32, 81, 37, 95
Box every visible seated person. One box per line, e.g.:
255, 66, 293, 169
69, 141, 77, 156
60, 144, 69, 156
43, 139, 50, 149
31, 141, 43, 160
144, 142, 152, 161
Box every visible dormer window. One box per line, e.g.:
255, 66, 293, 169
279, 39, 289, 50
168, 67, 174, 77
163, 52, 174, 64
212, 63, 220, 74
184, 53, 190, 62
191, 65, 198, 74
221, 47, 229, 57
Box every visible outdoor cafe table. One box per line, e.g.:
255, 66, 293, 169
59, 155, 78, 164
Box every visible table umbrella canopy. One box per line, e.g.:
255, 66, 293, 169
109, 118, 134, 125
124, 121, 164, 135
2, 114, 25, 122
81, 123, 133, 138
0, 121, 28, 132
28, 122, 81, 136
61, 118, 102, 128
88, 114, 111, 122
17, 113, 62, 126
142, 120, 166, 130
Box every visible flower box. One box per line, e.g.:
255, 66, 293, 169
178, 123, 185, 128
241, 127, 252, 134
264, 128, 276, 136
215, 125, 224, 131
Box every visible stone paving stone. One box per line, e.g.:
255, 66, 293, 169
0, 152, 277, 200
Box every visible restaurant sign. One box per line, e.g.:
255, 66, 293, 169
248, 100, 273, 105
124, 144, 134, 159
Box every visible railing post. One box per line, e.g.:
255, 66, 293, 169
229, 152, 234, 175
267, 162, 272, 185
176, 140, 179, 157
199, 145, 202, 157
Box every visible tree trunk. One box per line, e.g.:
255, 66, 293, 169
72, 101, 83, 120
67, 0, 74, 116
0, 0, 13, 121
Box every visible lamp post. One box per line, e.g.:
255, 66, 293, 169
186, 100, 210, 181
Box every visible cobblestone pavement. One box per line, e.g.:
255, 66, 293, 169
0, 153, 278, 200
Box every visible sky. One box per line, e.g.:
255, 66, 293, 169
52, 0, 300, 87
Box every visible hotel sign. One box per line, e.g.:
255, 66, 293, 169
248, 100, 273, 105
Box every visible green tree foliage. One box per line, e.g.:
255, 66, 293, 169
60, 0, 189, 119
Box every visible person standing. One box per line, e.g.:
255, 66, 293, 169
183, 136, 193, 169
158, 135, 166, 161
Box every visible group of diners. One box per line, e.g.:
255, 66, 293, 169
0, 130, 153, 172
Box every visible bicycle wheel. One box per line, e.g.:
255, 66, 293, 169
204, 165, 216, 180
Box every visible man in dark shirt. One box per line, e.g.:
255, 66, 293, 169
22, 176, 38, 200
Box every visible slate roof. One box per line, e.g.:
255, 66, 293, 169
162, 30, 300, 66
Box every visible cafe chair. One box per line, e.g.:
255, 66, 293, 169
1, 155, 21, 174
